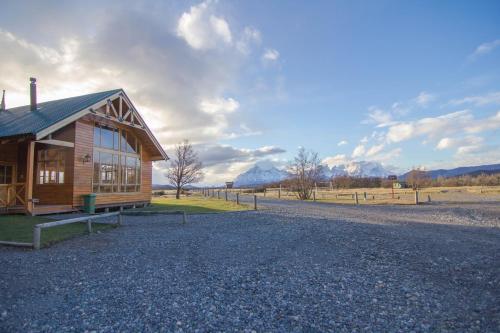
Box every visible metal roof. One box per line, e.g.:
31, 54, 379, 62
0, 89, 122, 138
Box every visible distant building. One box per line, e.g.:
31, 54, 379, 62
225, 182, 234, 189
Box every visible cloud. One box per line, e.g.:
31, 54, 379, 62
413, 91, 435, 107
385, 110, 474, 143
153, 143, 286, 185
236, 27, 261, 54
351, 144, 366, 158
322, 154, 349, 168
262, 48, 279, 61
365, 144, 385, 157
176, 0, 232, 50
469, 39, 500, 59
449, 91, 500, 106
436, 136, 483, 150
364, 106, 394, 127
200, 97, 239, 114
337, 140, 348, 146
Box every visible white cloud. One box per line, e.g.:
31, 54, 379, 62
200, 97, 239, 114
385, 110, 474, 143
365, 144, 385, 157
470, 39, 500, 59
322, 154, 349, 168
449, 91, 500, 106
436, 136, 483, 150
337, 140, 348, 146
466, 111, 500, 133
176, 0, 232, 50
262, 48, 279, 61
364, 106, 394, 127
236, 27, 261, 54
360, 136, 369, 144
352, 144, 366, 158
413, 91, 435, 107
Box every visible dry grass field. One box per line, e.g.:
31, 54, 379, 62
213, 185, 500, 205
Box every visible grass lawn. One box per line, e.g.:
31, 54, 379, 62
142, 196, 250, 213
0, 215, 116, 247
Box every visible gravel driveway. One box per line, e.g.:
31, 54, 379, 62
1, 199, 499, 332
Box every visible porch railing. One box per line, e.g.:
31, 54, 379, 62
0, 183, 26, 208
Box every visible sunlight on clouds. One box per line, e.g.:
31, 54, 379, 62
176, 0, 232, 50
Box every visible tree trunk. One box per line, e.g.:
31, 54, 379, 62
176, 186, 181, 199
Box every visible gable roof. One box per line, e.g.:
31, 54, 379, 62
0, 89, 168, 160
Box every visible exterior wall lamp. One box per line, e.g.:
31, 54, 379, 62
82, 154, 91, 164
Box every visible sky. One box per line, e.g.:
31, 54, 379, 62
1, 0, 499, 185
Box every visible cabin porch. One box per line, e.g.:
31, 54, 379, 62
0, 137, 75, 215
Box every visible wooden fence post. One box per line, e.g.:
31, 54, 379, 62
225, 190, 228, 201
363, 192, 367, 201
278, 184, 281, 199
33, 226, 41, 250
87, 219, 92, 234
217, 191, 220, 199
236, 193, 240, 205
254, 195, 257, 210
354, 192, 359, 205
415, 191, 419, 205
427, 194, 431, 203
313, 190, 316, 202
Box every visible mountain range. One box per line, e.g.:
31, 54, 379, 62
233, 161, 500, 187
399, 163, 500, 180
234, 160, 393, 187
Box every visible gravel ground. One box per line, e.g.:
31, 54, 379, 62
1, 199, 499, 332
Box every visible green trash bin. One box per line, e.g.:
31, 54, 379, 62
83, 193, 96, 214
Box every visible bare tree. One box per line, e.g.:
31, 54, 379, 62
288, 147, 322, 200
166, 140, 203, 199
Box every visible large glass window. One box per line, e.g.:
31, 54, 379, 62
37, 149, 65, 184
92, 123, 141, 193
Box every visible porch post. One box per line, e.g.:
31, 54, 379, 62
25, 141, 35, 215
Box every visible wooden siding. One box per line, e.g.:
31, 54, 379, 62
72, 119, 153, 208
33, 124, 75, 205
0, 143, 18, 163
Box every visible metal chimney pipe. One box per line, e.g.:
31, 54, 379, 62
0, 90, 5, 111
30, 77, 37, 111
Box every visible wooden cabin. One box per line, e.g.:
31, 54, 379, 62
0, 79, 168, 215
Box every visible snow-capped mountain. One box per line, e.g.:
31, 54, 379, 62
234, 161, 289, 187
233, 160, 391, 187
329, 161, 391, 178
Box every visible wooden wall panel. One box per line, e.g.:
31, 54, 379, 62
72, 120, 94, 207
73, 119, 154, 208
0, 143, 18, 163
33, 124, 75, 205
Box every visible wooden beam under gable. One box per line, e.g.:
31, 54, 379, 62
119, 95, 123, 119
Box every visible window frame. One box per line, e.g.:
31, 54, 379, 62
36, 148, 66, 185
92, 122, 142, 194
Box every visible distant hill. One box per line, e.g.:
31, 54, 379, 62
399, 163, 500, 180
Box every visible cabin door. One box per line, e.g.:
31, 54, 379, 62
0, 163, 15, 207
